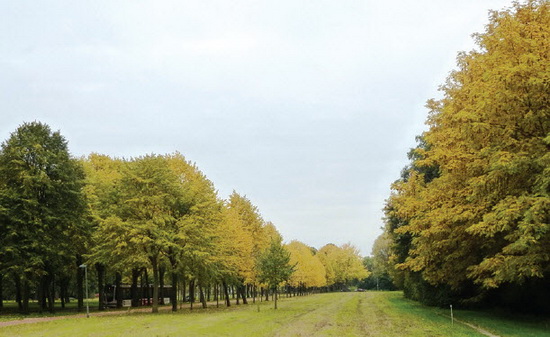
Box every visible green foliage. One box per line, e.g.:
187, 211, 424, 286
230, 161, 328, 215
0, 122, 87, 312
359, 234, 397, 291
256, 238, 294, 290
0, 121, 352, 314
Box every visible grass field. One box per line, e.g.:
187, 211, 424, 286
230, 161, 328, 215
1, 292, 549, 336
0, 299, 102, 322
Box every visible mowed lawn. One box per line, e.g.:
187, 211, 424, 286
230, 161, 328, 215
1, 292, 548, 337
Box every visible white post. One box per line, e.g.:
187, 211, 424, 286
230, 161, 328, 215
450, 304, 454, 325
80, 264, 90, 318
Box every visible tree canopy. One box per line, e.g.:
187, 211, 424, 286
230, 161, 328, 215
383, 0, 550, 312
1, 121, 362, 313
0, 122, 87, 313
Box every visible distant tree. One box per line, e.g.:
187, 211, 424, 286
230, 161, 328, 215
286, 240, 326, 293
358, 234, 396, 291
371, 233, 392, 281
318, 243, 369, 290
257, 238, 295, 309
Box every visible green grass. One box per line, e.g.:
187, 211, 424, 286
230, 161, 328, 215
0, 298, 125, 322
1, 292, 548, 336
449, 307, 550, 337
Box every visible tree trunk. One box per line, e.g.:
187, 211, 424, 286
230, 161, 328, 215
252, 285, 256, 304
60, 276, 69, 309
265, 287, 269, 301
181, 278, 186, 305
0, 272, 3, 309
159, 266, 165, 305
240, 284, 248, 304
22, 279, 30, 315
15, 275, 22, 311
184, 276, 187, 309
76, 255, 84, 312
215, 283, 219, 308
199, 283, 207, 308
95, 263, 105, 311
60, 281, 65, 309
222, 280, 230, 307
65, 283, 70, 304
143, 268, 150, 306
115, 272, 122, 308
47, 273, 55, 313
131, 268, 140, 307
151, 256, 159, 313
189, 279, 195, 310
37, 277, 43, 314
171, 272, 178, 312
274, 288, 278, 309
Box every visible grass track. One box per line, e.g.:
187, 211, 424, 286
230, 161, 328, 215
1, 292, 548, 336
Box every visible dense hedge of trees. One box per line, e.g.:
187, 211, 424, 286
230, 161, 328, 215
380, 0, 549, 313
0, 122, 368, 314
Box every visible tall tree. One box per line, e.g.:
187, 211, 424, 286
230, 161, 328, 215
82, 154, 127, 310
117, 155, 184, 313
227, 192, 266, 295
0, 122, 86, 313
165, 152, 222, 310
385, 0, 550, 310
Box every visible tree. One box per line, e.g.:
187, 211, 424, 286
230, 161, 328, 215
385, 0, 550, 311
257, 238, 294, 309
82, 154, 129, 310
227, 192, 267, 301
117, 155, 184, 313
358, 233, 396, 291
165, 153, 221, 311
286, 240, 326, 292
214, 203, 253, 306
318, 243, 369, 290
0, 122, 86, 314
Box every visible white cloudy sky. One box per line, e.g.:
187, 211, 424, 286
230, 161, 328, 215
0, 0, 513, 255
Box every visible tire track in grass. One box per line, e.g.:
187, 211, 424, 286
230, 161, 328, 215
273, 293, 351, 336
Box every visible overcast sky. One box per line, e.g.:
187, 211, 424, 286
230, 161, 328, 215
1, 0, 513, 255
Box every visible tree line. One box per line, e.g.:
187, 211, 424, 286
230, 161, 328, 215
0, 122, 367, 314
374, 0, 549, 313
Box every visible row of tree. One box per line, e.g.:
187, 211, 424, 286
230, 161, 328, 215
0, 121, 368, 314
378, 0, 549, 313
